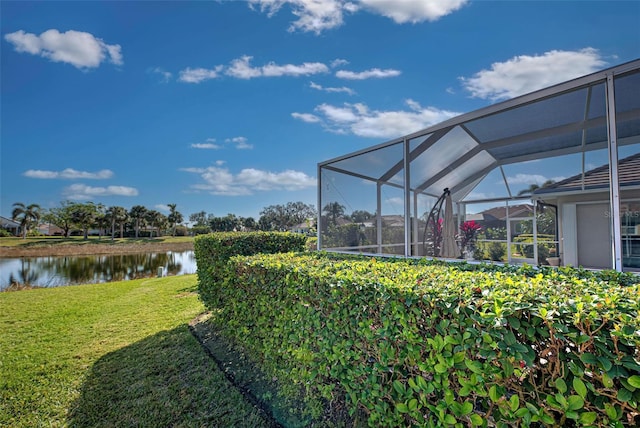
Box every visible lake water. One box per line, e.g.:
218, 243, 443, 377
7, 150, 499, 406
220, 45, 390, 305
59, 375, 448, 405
0, 250, 197, 291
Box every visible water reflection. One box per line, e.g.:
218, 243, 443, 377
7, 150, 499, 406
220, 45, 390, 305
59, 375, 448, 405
0, 251, 196, 290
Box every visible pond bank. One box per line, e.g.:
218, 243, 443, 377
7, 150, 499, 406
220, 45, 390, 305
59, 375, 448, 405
0, 241, 194, 258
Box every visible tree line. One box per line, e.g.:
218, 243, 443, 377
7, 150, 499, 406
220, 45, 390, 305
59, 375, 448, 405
7, 200, 323, 239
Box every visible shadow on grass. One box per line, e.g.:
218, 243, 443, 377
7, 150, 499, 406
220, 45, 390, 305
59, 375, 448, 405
68, 325, 275, 428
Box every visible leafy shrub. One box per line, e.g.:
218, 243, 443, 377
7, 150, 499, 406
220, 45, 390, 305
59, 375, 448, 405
202, 252, 640, 427
0, 228, 13, 237
194, 231, 308, 307
191, 225, 211, 235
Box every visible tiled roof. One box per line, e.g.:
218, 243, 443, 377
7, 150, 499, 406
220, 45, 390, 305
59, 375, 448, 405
534, 153, 640, 195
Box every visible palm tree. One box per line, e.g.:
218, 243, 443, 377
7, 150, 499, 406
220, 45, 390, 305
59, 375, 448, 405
167, 203, 183, 236
129, 205, 148, 238
322, 202, 345, 227
106, 206, 128, 240
11, 202, 42, 239
145, 210, 167, 238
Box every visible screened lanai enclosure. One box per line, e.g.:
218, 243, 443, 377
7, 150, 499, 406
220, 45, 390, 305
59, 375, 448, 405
317, 59, 640, 272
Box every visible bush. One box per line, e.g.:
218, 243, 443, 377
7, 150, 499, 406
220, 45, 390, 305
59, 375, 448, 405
173, 225, 188, 236
194, 231, 308, 307
191, 225, 211, 235
0, 229, 14, 237
202, 253, 640, 427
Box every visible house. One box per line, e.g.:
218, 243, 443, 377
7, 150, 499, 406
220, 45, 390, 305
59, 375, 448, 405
37, 223, 65, 236
467, 204, 534, 230
533, 153, 640, 270
0, 216, 20, 236
317, 59, 639, 271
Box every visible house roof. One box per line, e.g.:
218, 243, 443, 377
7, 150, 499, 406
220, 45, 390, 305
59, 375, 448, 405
320, 59, 640, 203
534, 152, 640, 195
478, 204, 533, 221
0, 216, 20, 228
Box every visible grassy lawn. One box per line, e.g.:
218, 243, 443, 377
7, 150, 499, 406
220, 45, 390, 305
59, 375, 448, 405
0, 275, 272, 427
0, 235, 194, 248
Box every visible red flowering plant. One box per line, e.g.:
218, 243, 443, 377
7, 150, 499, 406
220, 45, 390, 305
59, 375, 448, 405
458, 220, 482, 255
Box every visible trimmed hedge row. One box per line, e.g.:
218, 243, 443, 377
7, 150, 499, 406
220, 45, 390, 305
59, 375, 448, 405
194, 231, 308, 306
196, 249, 640, 427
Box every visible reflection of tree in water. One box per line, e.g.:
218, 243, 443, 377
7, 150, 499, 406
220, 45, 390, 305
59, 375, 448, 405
20, 252, 188, 286
8, 258, 40, 287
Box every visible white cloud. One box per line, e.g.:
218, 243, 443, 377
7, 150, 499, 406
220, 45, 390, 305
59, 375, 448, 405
179, 66, 223, 83
191, 143, 222, 149
225, 56, 263, 79
460, 48, 607, 100
155, 204, 170, 213
226, 55, 329, 79
294, 99, 460, 138
310, 81, 355, 95
336, 68, 401, 80
506, 173, 566, 186
331, 58, 349, 68
63, 184, 138, 200
4, 29, 122, 69
150, 67, 172, 83
248, 0, 466, 34
249, 0, 352, 34
225, 136, 253, 149
359, 0, 468, 23
291, 112, 322, 123
182, 165, 317, 196
386, 197, 404, 205
23, 168, 114, 179
192, 137, 252, 150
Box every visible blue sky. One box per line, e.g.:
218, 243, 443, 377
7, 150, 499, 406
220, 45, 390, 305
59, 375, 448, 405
2, 0, 639, 221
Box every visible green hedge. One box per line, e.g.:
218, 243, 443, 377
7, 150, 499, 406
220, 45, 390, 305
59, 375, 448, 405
194, 231, 308, 306
201, 252, 639, 427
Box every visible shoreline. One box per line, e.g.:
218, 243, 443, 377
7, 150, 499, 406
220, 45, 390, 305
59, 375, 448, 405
0, 241, 194, 258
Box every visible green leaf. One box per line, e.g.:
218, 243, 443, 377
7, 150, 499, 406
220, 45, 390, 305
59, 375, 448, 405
444, 414, 457, 425
417, 375, 429, 391
435, 363, 448, 374
629, 375, 640, 389
393, 380, 405, 395
460, 401, 473, 416
579, 412, 597, 425
602, 373, 614, 389
617, 388, 632, 402
567, 395, 584, 411
579, 353, 598, 366
597, 356, 613, 371
555, 378, 567, 394
504, 331, 517, 346
573, 378, 587, 399
489, 385, 500, 403
396, 402, 409, 413
465, 359, 483, 374
509, 394, 520, 412
470, 414, 483, 426
604, 403, 618, 420
408, 398, 418, 411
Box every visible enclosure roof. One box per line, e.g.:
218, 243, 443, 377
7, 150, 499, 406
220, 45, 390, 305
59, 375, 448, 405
320, 59, 640, 202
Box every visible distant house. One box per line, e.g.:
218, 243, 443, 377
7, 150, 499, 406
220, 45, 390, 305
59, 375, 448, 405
1, 216, 20, 236
37, 223, 65, 236
291, 219, 316, 235
467, 204, 534, 230
533, 153, 640, 270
